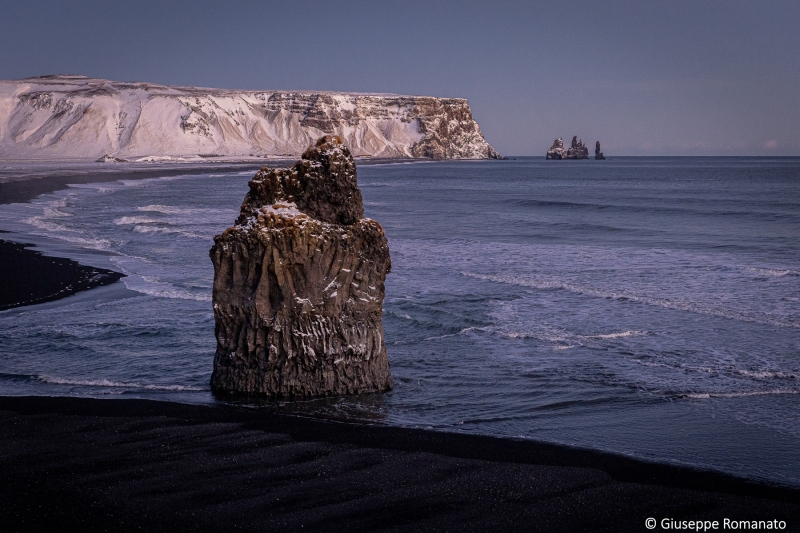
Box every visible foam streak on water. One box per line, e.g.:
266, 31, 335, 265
0, 157, 798, 487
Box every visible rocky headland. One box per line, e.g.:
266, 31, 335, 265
546, 136, 590, 159
209, 135, 392, 397
0, 75, 499, 160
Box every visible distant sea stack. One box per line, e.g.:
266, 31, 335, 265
595, 141, 605, 160
0, 75, 500, 160
209, 135, 392, 397
567, 136, 589, 159
546, 138, 567, 159
546, 136, 589, 159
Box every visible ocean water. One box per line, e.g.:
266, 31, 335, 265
0, 157, 798, 487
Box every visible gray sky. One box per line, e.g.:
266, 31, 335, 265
2, 0, 798, 156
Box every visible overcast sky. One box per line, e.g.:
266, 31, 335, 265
1, 0, 798, 156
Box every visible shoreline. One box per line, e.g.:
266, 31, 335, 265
0, 160, 289, 308
0, 157, 445, 309
0, 160, 271, 205
1, 395, 798, 532
0, 161, 800, 531
0, 157, 443, 205
0, 239, 125, 310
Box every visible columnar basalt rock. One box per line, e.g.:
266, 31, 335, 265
209, 135, 392, 397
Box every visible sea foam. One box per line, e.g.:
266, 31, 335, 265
36, 375, 206, 391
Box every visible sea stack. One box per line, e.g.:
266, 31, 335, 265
546, 138, 567, 159
566, 136, 589, 159
546, 136, 589, 159
209, 135, 392, 397
595, 141, 605, 160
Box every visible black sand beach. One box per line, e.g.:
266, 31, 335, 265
0, 239, 124, 310
0, 162, 270, 308
0, 396, 798, 533
0, 161, 268, 205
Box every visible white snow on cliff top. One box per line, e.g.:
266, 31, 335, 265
0, 75, 496, 161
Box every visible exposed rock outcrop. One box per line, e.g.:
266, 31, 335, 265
546, 135, 589, 159
0, 75, 500, 160
209, 135, 392, 397
567, 136, 589, 159
595, 141, 605, 160
95, 154, 127, 163
546, 138, 567, 159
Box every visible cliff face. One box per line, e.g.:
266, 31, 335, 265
0, 75, 499, 160
209, 135, 392, 397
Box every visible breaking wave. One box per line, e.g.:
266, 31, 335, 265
35, 375, 207, 391
744, 267, 798, 278
682, 390, 800, 399
136, 204, 232, 217
115, 216, 160, 225
132, 225, 207, 239
461, 271, 798, 329
584, 330, 648, 339
121, 275, 212, 302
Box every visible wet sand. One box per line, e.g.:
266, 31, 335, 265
0, 396, 797, 532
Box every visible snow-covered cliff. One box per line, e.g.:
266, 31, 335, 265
0, 75, 500, 160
